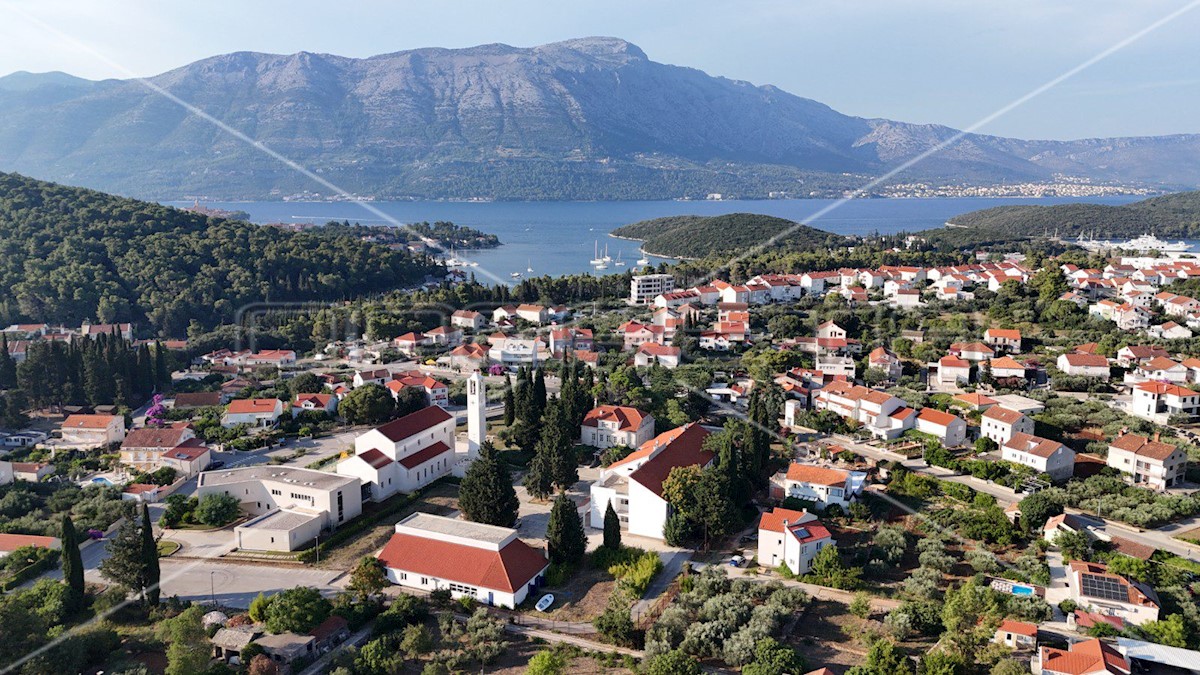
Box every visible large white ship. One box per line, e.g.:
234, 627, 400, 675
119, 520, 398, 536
1076, 233, 1191, 253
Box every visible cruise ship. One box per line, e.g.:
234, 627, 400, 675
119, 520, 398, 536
1076, 233, 1192, 253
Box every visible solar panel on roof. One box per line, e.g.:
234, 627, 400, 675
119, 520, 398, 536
1080, 573, 1127, 602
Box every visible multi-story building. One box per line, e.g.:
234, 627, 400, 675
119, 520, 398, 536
630, 274, 675, 305
980, 406, 1033, 445
773, 463, 865, 510
1106, 434, 1187, 490
1131, 381, 1200, 421
1002, 433, 1075, 481
1066, 561, 1160, 627
915, 408, 967, 447
812, 381, 915, 439
339, 406, 456, 501
119, 425, 196, 473
60, 414, 126, 448
588, 423, 713, 540
579, 405, 654, 450
756, 507, 834, 575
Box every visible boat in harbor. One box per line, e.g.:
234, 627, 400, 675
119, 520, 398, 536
637, 252, 650, 265
1076, 232, 1192, 253
589, 241, 605, 265
614, 251, 625, 266
527, 259, 534, 273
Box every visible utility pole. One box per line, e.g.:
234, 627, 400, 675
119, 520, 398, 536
210, 571, 216, 606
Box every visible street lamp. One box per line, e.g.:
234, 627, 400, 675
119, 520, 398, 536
210, 571, 216, 606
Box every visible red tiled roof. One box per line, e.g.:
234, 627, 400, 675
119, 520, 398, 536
397, 441, 451, 469
227, 399, 281, 415
1039, 638, 1130, 675
173, 392, 221, 407
165, 439, 209, 461
917, 408, 959, 427
373, 406, 453, 442
294, 393, 335, 407
122, 427, 191, 449
627, 424, 714, 497
62, 414, 119, 429
757, 507, 810, 533
358, 448, 394, 470
1109, 434, 1179, 461
377, 532, 548, 593
1061, 353, 1108, 368
982, 406, 1025, 424
581, 405, 648, 432
785, 463, 849, 487
997, 619, 1037, 637
985, 328, 1021, 340
1005, 433, 1067, 459
0, 533, 59, 553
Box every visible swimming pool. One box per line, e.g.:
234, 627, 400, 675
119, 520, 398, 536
90, 477, 114, 486
1010, 585, 1035, 597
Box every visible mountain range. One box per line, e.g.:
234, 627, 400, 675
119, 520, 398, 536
1, 37, 1199, 201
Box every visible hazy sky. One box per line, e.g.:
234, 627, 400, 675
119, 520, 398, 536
1, 0, 1197, 140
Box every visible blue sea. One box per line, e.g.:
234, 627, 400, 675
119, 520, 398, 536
168, 196, 1144, 282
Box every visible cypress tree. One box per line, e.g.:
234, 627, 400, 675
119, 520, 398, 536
535, 398, 577, 490
603, 502, 621, 550
0, 335, 16, 388
61, 514, 85, 610
502, 375, 515, 427
141, 503, 161, 606
154, 340, 169, 390
547, 492, 586, 566
459, 442, 519, 527
531, 368, 547, 420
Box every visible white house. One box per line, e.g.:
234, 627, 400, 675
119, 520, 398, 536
1106, 433, 1187, 490
987, 356, 1028, 381
580, 405, 655, 450
983, 328, 1022, 353
377, 513, 548, 609
1131, 381, 1200, 421
1067, 561, 1160, 627
221, 399, 284, 428
937, 355, 971, 386
339, 406, 456, 500
867, 347, 903, 381
450, 310, 486, 331
1001, 433, 1075, 481
60, 414, 127, 448
119, 425, 196, 473
1056, 353, 1111, 380
756, 507, 834, 576
588, 423, 713, 540
634, 343, 681, 369
292, 393, 338, 417
774, 463, 864, 510
816, 321, 846, 340
811, 381, 916, 440
980, 406, 1033, 445
915, 408, 967, 447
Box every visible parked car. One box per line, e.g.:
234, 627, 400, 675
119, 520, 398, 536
729, 555, 746, 568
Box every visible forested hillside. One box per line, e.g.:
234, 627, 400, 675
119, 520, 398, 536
612, 213, 845, 258
940, 190, 1200, 244
0, 173, 439, 335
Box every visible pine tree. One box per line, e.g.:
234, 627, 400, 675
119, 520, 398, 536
61, 514, 85, 611
603, 501, 621, 550
154, 340, 169, 390
547, 493, 586, 566
523, 446, 555, 501
141, 503, 161, 606
534, 398, 577, 490
99, 517, 151, 602
459, 442, 519, 527
502, 375, 515, 427
532, 368, 547, 420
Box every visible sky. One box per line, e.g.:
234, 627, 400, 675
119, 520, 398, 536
0, 0, 1197, 140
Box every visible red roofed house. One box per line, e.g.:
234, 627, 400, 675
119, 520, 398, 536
580, 405, 655, 450
159, 438, 212, 478
756, 507, 834, 575
980, 406, 1034, 445
120, 425, 196, 473
634, 343, 681, 369
1002, 433, 1075, 481
425, 325, 464, 347
867, 346, 903, 381
1131, 381, 1200, 421
984, 328, 1022, 353
988, 356, 1029, 381
0, 533, 60, 558
377, 513, 548, 608
392, 332, 432, 355
588, 423, 713, 540
1056, 353, 1111, 381
992, 619, 1037, 651
386, 371, 450, 408
60, 414, 127, 448
1106, 433, 1188, 490
340, 405, 456, 498
915, 408, 967, 447
221, 399, 284, 428
1035, 638, 1130, 675
937, 355, 971, 386
776, 463, 864, 510
1067, 561, 1160, 626
293, 393, 338, 417
450, 309, 486, 331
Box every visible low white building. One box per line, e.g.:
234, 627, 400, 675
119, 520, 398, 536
756, 507, 834, 575
1057, 352, 1111, 380
915, 408, 967, 447
588, 423, 713, 540
634, 343, 681, 369
377, 513, 549, 609
579, 405, 654, 450
338, 406, 457, 501
221, 399, 284, 428
450, 310, 486, 331
979, 406, 1033, 445
1106, 433, 1188, 490
196, 465, 362, 548
1001, 433, 1075, 481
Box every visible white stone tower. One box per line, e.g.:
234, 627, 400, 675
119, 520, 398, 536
466, 369, 486, 458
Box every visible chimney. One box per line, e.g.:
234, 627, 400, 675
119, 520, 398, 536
1153, 432, 1160, 443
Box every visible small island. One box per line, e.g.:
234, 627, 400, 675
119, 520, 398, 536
299, 219, 502, 251
611, 212, 845, 259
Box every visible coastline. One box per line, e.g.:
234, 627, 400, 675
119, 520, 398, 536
606, 232, 699, 261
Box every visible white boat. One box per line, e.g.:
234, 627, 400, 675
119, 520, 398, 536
614, 251, 625, 267
1077, 232, 1192, 253
510, 272, 522, 278
526, 259, 533, 273
601, 243, 612, 263
637, 252, 650, 265
589, 240, 604, 265
535, 594, 554, 612
594, 262, 608, 270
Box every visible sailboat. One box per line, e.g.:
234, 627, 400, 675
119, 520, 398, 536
614, 251, 626, 267
637, 251, 650, 265
601, 243, 612, 263
590, 241, 605, 266
526, 259, 534, 273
